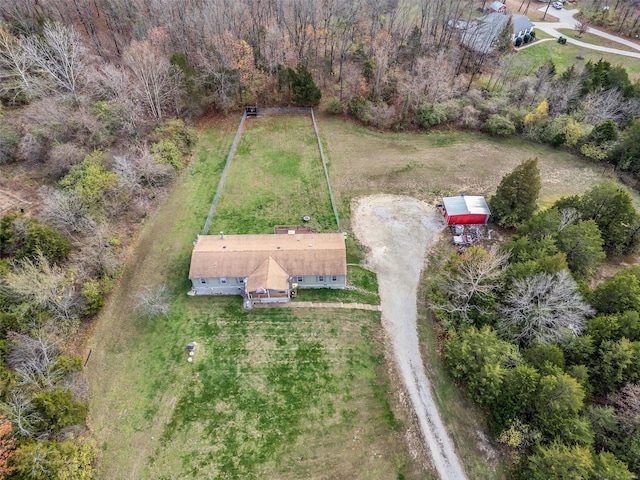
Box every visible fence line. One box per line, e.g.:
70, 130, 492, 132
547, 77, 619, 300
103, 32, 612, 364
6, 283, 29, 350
259, 107, 312, 115
311, 109, 342, 232
202, 107, 341, 235
202, 110, 247, 235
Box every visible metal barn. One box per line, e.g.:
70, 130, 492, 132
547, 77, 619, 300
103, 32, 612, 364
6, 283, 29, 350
441, 195, 491, 225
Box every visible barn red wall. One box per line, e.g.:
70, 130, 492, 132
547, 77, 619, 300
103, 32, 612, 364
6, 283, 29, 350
446, 213, 489, 225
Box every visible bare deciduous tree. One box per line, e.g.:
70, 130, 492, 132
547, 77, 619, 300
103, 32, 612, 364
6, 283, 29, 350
112, 148, 172, 191
559, 207, 580, 231
71, 223, 120, 279
430, 246, 510, 326
499, 270, 594, 346
1, 254, 79, 324
582, 88, 627, 125
135, 284, 171, 319
46, 143, 86, 179
22, 22, 85, 102
5, 332, 64, 390
1, 392, 43, 438
38, 188, 96, 237
0, 27, 44, 102
575, 19, 591, 37
123, 35, 184, 122
613, 383, 640, 433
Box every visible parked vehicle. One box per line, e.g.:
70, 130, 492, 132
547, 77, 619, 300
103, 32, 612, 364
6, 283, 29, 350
552, 1, 563, 9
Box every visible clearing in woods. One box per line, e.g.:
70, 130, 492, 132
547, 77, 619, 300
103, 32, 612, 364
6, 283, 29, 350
87, 115, 427, 480
88, 114, 624, 480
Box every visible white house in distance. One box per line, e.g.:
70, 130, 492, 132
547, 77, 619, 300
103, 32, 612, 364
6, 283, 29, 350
188, 232, 347, 305
460, 12, 535, 53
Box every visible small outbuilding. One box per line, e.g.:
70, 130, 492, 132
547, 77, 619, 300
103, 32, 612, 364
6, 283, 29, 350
441, 195, 491, 225
489, 1, 507, 13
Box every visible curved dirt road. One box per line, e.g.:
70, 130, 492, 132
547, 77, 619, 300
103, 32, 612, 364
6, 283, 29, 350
352, 194, 467, 480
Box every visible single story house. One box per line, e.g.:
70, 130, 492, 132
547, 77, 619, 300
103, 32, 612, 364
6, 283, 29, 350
188, 232, 347, 304
489, 1, 507, 14
441, 195, 491, 225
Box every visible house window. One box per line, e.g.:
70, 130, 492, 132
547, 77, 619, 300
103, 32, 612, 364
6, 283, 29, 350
237, 277, 244, 284
318, 275, 325, 282
332, 275, 338, 282
296, 276, 303, 283
220, 278, 227, 284
199, 278, 207, 284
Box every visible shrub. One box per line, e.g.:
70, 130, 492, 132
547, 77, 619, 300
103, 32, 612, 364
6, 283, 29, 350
523, 33, 531, 44
369, 103, 400, 129
150, 119, 196, 156
0, 127, 19, 164
461, 105, 482, 129
151, 139, 184, 169
483, 114, 516, 136
135, 285, 171, 319
325, 96, 343, 114
33, 389, 87, 430
16, 132, 46, 163
515, 37, 523, 47
0, 214, 71, 263
59, 151, 119, 208
530, 30, 536, 38
81, 279, 105, 315
416, 103, 448, 129
348, 97, 372, 124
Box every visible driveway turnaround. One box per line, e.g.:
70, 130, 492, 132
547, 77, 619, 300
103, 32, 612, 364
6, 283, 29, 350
352, 195, 467, 480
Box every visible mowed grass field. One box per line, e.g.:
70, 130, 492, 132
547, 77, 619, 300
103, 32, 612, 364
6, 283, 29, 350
210, 115, 336, 234
86, 116, 424, 480
88, 113, 624, 480
517, 39, 640, 77
318, 117, 616, 221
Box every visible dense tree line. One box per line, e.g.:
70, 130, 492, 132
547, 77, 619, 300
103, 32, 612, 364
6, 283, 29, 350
430, 162, 640, 478
0, 15, 197, 475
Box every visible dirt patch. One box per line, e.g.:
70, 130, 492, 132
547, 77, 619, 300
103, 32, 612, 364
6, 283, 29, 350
352, 194, 468, 480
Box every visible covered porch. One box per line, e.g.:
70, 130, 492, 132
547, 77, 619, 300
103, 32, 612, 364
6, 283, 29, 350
245, 256, 291, 306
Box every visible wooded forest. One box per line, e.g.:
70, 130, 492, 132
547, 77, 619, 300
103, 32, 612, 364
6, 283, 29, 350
0, 0, 640, 478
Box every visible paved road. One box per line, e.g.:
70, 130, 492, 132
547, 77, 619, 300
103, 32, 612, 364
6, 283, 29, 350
533, 7, 640, 58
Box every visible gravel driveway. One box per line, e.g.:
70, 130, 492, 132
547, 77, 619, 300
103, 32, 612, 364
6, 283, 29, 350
352, 194, 467, 480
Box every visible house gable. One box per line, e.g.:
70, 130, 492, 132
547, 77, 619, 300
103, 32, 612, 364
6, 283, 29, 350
246, 256, 290, 292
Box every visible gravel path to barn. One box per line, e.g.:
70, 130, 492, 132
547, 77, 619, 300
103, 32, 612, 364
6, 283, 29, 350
352, 194, 467, 480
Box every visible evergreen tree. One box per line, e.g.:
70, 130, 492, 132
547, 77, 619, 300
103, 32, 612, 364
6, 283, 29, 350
489, 158, 541, 228
291, 63, 321, 107
579, 181, 640, 254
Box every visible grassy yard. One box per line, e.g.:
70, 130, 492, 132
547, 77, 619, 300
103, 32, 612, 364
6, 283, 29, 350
318, 116, 614, 224
556, 28, 640, 52
210, 115, 337, 234
87, 116, 424, 479
89, 113, 629, 480
517, 38, 640, 76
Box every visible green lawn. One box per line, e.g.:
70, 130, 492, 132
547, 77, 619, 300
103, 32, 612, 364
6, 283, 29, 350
556, 28, 640, 52
210, 116, 337, 234
89, 113, 634, 480
518, 38, 640, 76
87, 116, 423, 479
